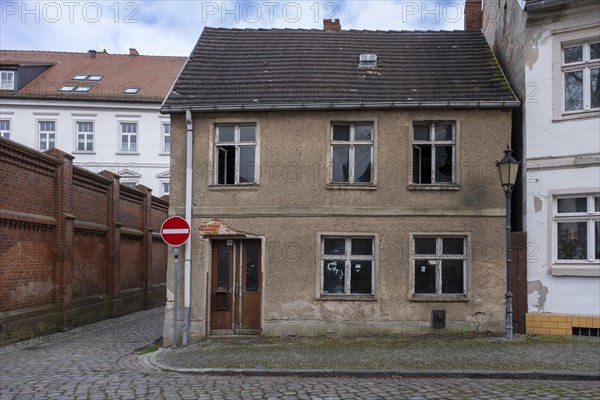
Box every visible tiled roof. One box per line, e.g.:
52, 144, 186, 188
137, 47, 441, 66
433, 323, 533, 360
0, 50, 186, 103
162, 28, 518, 112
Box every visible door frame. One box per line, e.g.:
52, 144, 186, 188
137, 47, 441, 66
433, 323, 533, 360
206, 237, 265, 335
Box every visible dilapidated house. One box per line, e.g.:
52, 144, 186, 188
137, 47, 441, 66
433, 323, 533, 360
160, 19, 519, 344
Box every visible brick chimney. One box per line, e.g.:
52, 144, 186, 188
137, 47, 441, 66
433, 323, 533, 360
464, 0, 482, 31
88, 50, 96, 59
323, 19, 341, 31
129, 48, 139, 57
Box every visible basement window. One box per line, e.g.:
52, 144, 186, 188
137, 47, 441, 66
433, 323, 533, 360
572, 327, 599, 337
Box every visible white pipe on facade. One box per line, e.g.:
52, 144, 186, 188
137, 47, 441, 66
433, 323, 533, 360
182, 109, 193, 345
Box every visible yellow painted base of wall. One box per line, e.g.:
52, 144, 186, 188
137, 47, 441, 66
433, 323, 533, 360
526, 313, 600, 336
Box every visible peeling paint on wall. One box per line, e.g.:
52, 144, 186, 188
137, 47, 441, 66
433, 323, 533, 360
533, 196, 543, 213
527, 280, 549, 312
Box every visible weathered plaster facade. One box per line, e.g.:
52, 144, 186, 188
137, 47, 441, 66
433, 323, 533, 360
162, 108, 513, 344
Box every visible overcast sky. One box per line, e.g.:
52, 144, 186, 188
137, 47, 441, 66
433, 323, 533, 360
1, 0, 483, 57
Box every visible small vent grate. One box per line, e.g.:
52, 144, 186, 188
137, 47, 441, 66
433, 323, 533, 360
572, 327, 599, 337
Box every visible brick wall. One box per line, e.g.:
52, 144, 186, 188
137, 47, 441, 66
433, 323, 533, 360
0, 138, 169, 344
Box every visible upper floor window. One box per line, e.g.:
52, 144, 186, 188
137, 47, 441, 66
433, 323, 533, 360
38, 121, 56, 151
331, 123, 373, 184
0, 119, 10, 139
563, 41, 600, 112
554, 194, 600, 262
162, 123, 171, 153
162, 182, 170, 195
120, 122, 138, 152
412, 122, 455, 184
1, 71, 15, 90
76, 121, 94, 152
321, 236, 375, 296
413, 236, 467, 296
215, 124, 257, 185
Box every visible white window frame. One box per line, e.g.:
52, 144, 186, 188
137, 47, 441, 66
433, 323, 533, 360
38, 120, 56, 151
552, 193, 600, 267
121, 180, 138, 188
410, 234, 469, 300
1, 71, 15, 90
552, 25, 600, 121
411, 121, 457, 185
214, 124, 258, 185
319, 235, 376, 297
118, 121, 139, 153
161, 122, 171, 154
75, 121, 94, 152
0, 119, 10, 139
161, 181, 170, 196
330, 122, 374, 184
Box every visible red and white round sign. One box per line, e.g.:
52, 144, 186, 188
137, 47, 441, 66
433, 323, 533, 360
160, 216, 191, 246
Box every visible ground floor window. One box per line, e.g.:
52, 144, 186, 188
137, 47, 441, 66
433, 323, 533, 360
555, 194, 600, 262
413, 236, 467, 295
321, 236, 374, 295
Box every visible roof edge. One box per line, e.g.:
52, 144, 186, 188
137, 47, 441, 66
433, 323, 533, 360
525, 0, 573, 11
160, 101, 521, 114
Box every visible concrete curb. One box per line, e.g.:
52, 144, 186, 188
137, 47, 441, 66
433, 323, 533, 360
142, 350, 600, 381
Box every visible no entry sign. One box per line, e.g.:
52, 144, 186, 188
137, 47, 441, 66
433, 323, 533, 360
160, 216, 191, 246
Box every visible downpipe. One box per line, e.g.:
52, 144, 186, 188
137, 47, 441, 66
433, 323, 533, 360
182, 109, 193, 345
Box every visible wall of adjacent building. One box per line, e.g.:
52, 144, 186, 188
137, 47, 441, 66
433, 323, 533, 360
0, 138, 169, 344
0, 100, 171, 195
162, 108, 513, 343
523, 2, 600, 331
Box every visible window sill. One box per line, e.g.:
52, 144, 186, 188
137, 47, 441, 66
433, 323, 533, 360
407, 184, 460, 191
410, 294, 469, 302
318, 295, 377, 301
72, 151, 96, 155
553, 109, 600, 122
159, 152, 170, 156
208, 184, 259, 191
116, 152, 140, 155
551, 263, 600, 277
326, 184, 377, 190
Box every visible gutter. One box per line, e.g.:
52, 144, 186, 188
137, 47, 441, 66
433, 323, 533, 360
161, 100, 520, 114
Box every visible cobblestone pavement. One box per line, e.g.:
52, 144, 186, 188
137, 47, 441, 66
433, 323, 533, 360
1, 308, 599, 399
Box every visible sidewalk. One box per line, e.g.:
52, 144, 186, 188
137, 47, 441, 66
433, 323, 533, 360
145, 333, 600, 380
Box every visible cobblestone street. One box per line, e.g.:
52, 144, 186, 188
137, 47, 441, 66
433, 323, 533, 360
1, 308, 599, 399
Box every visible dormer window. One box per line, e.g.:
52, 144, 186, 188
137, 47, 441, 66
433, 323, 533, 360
358, 54, 377, 68
123, 87, 139, 94
1, 71, 15, 90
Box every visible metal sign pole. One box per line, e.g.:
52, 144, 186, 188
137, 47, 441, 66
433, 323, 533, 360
172, 246, 179, 348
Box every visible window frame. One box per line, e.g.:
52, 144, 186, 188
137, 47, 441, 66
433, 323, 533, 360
411, 121, 457, 185
410, 233, 469, 301
552, 193, 600, 266
552, 25, 600, 121
118, 121, 139, 154
0, 71, 15, 90
161, 122, 171, 154
213, 123, 258, 186
74, 120, 95, 153
0, 119, 11, 139
318, 233, 377, 299
37, 120, 57, 151
161, 181, 170, 196
329, 122, 375, 185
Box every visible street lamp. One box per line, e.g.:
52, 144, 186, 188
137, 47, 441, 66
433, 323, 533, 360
496, 146, 520, 339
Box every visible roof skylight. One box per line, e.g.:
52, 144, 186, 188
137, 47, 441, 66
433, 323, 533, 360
72, 75, 88, 80
123, 87, 139, 94
87, 75, 103, 81
74, 86, 92, 92
59, 86, 76, 92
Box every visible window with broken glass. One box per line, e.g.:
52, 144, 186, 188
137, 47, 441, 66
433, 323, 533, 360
215, 124, 257, 185
563, 41, 600, 112
412, 122, 455, 184
321, 237, 374, 296
413, 236, 466, 295
555, 194, 600, 262
331, 123, 373, 184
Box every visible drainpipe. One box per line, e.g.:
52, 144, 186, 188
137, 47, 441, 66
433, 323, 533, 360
182, 109, 193, 345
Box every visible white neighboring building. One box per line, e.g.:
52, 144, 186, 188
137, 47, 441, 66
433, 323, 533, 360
0, 49, 186, 196
524, 0, 600, 329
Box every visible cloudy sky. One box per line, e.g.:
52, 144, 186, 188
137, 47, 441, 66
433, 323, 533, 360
1, 0, 483, 56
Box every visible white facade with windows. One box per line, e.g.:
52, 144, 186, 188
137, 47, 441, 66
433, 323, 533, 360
0, 100, 171, 194
525, 5, 600, 316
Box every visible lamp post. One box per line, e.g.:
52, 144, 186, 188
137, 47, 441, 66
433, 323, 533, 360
496, 146, 520, 339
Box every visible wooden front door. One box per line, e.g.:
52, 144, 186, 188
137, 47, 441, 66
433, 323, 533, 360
210, 239, 261, 334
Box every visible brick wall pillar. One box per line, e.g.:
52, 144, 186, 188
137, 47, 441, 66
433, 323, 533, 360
136, 184, 153, 308
100, 170, 121, 316
45, 148, 75, 330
